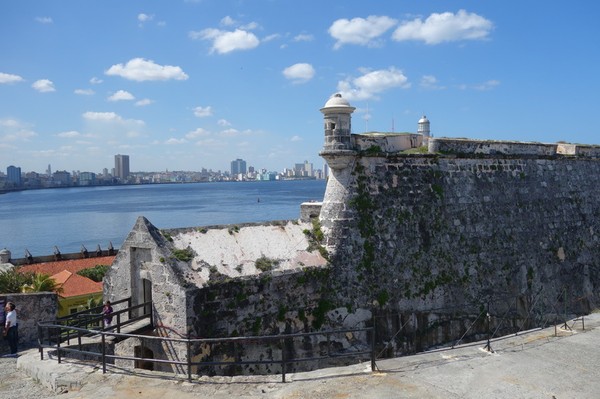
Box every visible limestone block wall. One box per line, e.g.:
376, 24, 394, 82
187, 266, 369, 374
320, 153, 600, 352
353, 133, 422, 152
1, 292, 57, 348
429, 137, 558, 156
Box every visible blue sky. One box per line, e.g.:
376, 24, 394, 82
1, 1, 599, 174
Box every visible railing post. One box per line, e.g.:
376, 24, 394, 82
117, 312, 121, 334
57, 328, 62, 364
281, 337, 286, 383
101, 332, 106, 374
371, 324, 376, 372
582, 315, 585, 330
38, 324, 44, 360
187, 333, 192, 383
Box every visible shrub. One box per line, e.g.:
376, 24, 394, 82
77, 264, 110, 282
172, 248, 194, 262
255, 256, 280, 272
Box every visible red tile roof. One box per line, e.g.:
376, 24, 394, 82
17, 256, 115, 276
51, 270, 103, 298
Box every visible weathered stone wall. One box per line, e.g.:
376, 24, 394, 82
429, 137, 558, 156
1, 292, 57, 349
187, 266, 369, 374
320, 152, 600, 353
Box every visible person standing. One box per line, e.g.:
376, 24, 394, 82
3, 302, 17, 356
102, 300, 113, 328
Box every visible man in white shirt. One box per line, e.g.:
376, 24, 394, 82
3, 302, 18, 356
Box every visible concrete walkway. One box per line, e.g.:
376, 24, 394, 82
16, 313, 600, 398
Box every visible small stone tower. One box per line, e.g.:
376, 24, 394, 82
319, 94, 357, 251
418, 115, 431, 145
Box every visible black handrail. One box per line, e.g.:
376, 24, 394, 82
38, 319, 375, 383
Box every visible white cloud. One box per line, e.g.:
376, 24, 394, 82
74, 88, 95, 95
0, 72, 24, 84
328, 16, 397, 49
105, 58, 189, 81
193, 106, 213, 117
82, 112, 144, 127
263, 34, 280, 43
135, 98, 153, 106
291, 135, 302, 142
185, 128, 210, 139
165, 137, 186, 145
83, 111, 122, 122
217, 119, 231, 127
32, 79, 55, 92
0, 119, 37, 142
420, 75, 445, 90
220, 128, 239, 137
190, 28, 260, 54
35, 16, 53, 24
90, 77, 103, 84
337, 67, 410, 101
138, 13, 153, 22
57, 130, 80, 138
221, 16, 236, 26
282, 63, 315, 84
473, 79, 500, 90
293, 34, 314, 42
108, 90, 135, 101
392, 10, 493, 45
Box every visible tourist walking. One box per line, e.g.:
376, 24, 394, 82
3, 302, 18, 356
102, 301, 113, 328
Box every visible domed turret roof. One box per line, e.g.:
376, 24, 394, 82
418, 115, 429, 124
320, 93, 355, 114
323, 93, 352, 108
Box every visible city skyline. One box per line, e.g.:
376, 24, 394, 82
1, 1, 599, 173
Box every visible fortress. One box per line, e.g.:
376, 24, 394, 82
104, 94, 600, 374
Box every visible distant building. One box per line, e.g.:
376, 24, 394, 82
115, 154, 130, 180
231, 158, 247, 176
53, 170, 72, 186
6, 165, 21, 186
79, 172, 97, 186
293, 161, 314, 177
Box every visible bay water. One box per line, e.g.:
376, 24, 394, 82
0, 179, 326, 257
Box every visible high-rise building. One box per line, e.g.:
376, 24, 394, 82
230, 158, 247, 176
115, 154, 130, 180
6, 165, 21, 186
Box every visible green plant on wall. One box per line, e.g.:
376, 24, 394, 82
348, 162, 377, 274
255, 255, 280, 272
172, 247, 194, 262
303, 218, 328, 259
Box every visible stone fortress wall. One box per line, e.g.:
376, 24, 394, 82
104, 93, 600, 373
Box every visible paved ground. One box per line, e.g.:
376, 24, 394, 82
4, 314, 600, 398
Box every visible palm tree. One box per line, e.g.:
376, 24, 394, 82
21, 273, 63, 294
0, 270, 33, 294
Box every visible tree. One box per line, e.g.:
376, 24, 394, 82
77, 264, 110, 282
21, 273, 63, 294
0, 270, 33, 294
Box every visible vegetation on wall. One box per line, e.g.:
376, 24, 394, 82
255, 255, 280, 272
172, 247, 195, 262
77, 264, 110, 282
303, 218, 328, 259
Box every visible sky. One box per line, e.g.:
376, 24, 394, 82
1, 1, 599, 175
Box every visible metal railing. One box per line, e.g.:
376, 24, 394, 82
38, 298, 376, 382
37, 320, 375, 383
